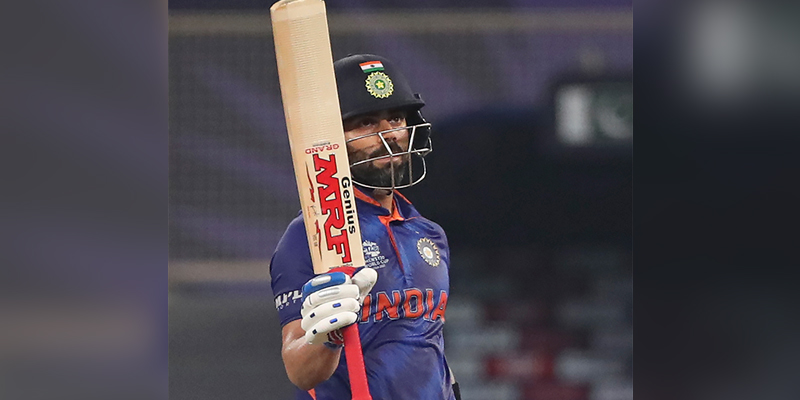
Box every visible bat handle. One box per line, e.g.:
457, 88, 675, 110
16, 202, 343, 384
341, 324, 372, 400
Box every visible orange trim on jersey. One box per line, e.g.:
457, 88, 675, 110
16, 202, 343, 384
378, 197, 405, 272
353, 188, 381, 207
379, 215, 405, 273
394, 190, 413, 205
308, 389, 316, 399
353, 188, 412, 213
354, 188, 406, 271
378, 198, 404, 223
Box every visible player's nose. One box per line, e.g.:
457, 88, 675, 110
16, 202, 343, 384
378, 119, 403, 141
377, 118, 393, 133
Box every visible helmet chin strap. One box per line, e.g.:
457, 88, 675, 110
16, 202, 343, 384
347, 123, 432, 191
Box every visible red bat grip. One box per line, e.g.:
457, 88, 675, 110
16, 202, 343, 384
342, 324, 372, 400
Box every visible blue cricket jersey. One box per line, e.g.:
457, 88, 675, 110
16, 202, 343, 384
270, 188, 455, 400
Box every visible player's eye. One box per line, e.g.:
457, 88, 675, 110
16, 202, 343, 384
359, 119, 376, 128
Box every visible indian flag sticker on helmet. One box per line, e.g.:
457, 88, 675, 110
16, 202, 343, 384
365, 71, 394, 99
359, 61, 384, 73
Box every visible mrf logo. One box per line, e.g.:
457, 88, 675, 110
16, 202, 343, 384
313, 152, 356, 264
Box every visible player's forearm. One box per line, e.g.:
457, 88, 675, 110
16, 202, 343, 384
279, 270, 377, 390
282, 337, 341, 390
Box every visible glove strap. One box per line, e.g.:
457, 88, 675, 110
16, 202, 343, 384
321, 329, 345, 350
328, 266, 359, 277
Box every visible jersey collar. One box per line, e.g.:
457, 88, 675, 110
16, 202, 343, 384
353, 186, 420, 220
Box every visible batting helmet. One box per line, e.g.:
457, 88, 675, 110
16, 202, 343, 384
334, 53, 433, 190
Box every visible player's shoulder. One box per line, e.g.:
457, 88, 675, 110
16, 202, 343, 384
397, 195, 447, 235
270, 212, 313, 274
408, 211, 450, 244
285, 212, 307, 235
274, 212, 310, 252
420, 216, 448, 237
283, 212, 306, 238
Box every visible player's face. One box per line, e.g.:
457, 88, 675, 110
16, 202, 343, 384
343, 108, 410, 187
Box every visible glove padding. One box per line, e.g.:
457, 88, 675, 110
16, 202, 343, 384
300, 268, 377, 346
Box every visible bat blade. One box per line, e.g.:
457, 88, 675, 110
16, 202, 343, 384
270, 1, 371, 399
270, 0, 365, 275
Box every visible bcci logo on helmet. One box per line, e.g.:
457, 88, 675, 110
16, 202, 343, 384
365, 71, 394, 99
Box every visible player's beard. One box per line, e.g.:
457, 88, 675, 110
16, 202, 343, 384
348, 141, 410, 188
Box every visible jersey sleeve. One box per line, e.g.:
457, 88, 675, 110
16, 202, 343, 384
429, 218, 452, 272
269, 214, 316, 327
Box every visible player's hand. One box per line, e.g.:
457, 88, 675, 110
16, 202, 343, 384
300, 268, 377, 346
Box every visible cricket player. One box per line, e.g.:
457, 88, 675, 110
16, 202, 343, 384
270, 54, 459, 400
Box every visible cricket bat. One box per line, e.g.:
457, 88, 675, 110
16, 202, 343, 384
270, 0, 371, 399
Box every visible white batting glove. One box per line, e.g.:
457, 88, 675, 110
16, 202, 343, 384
300, 268, 377, 347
